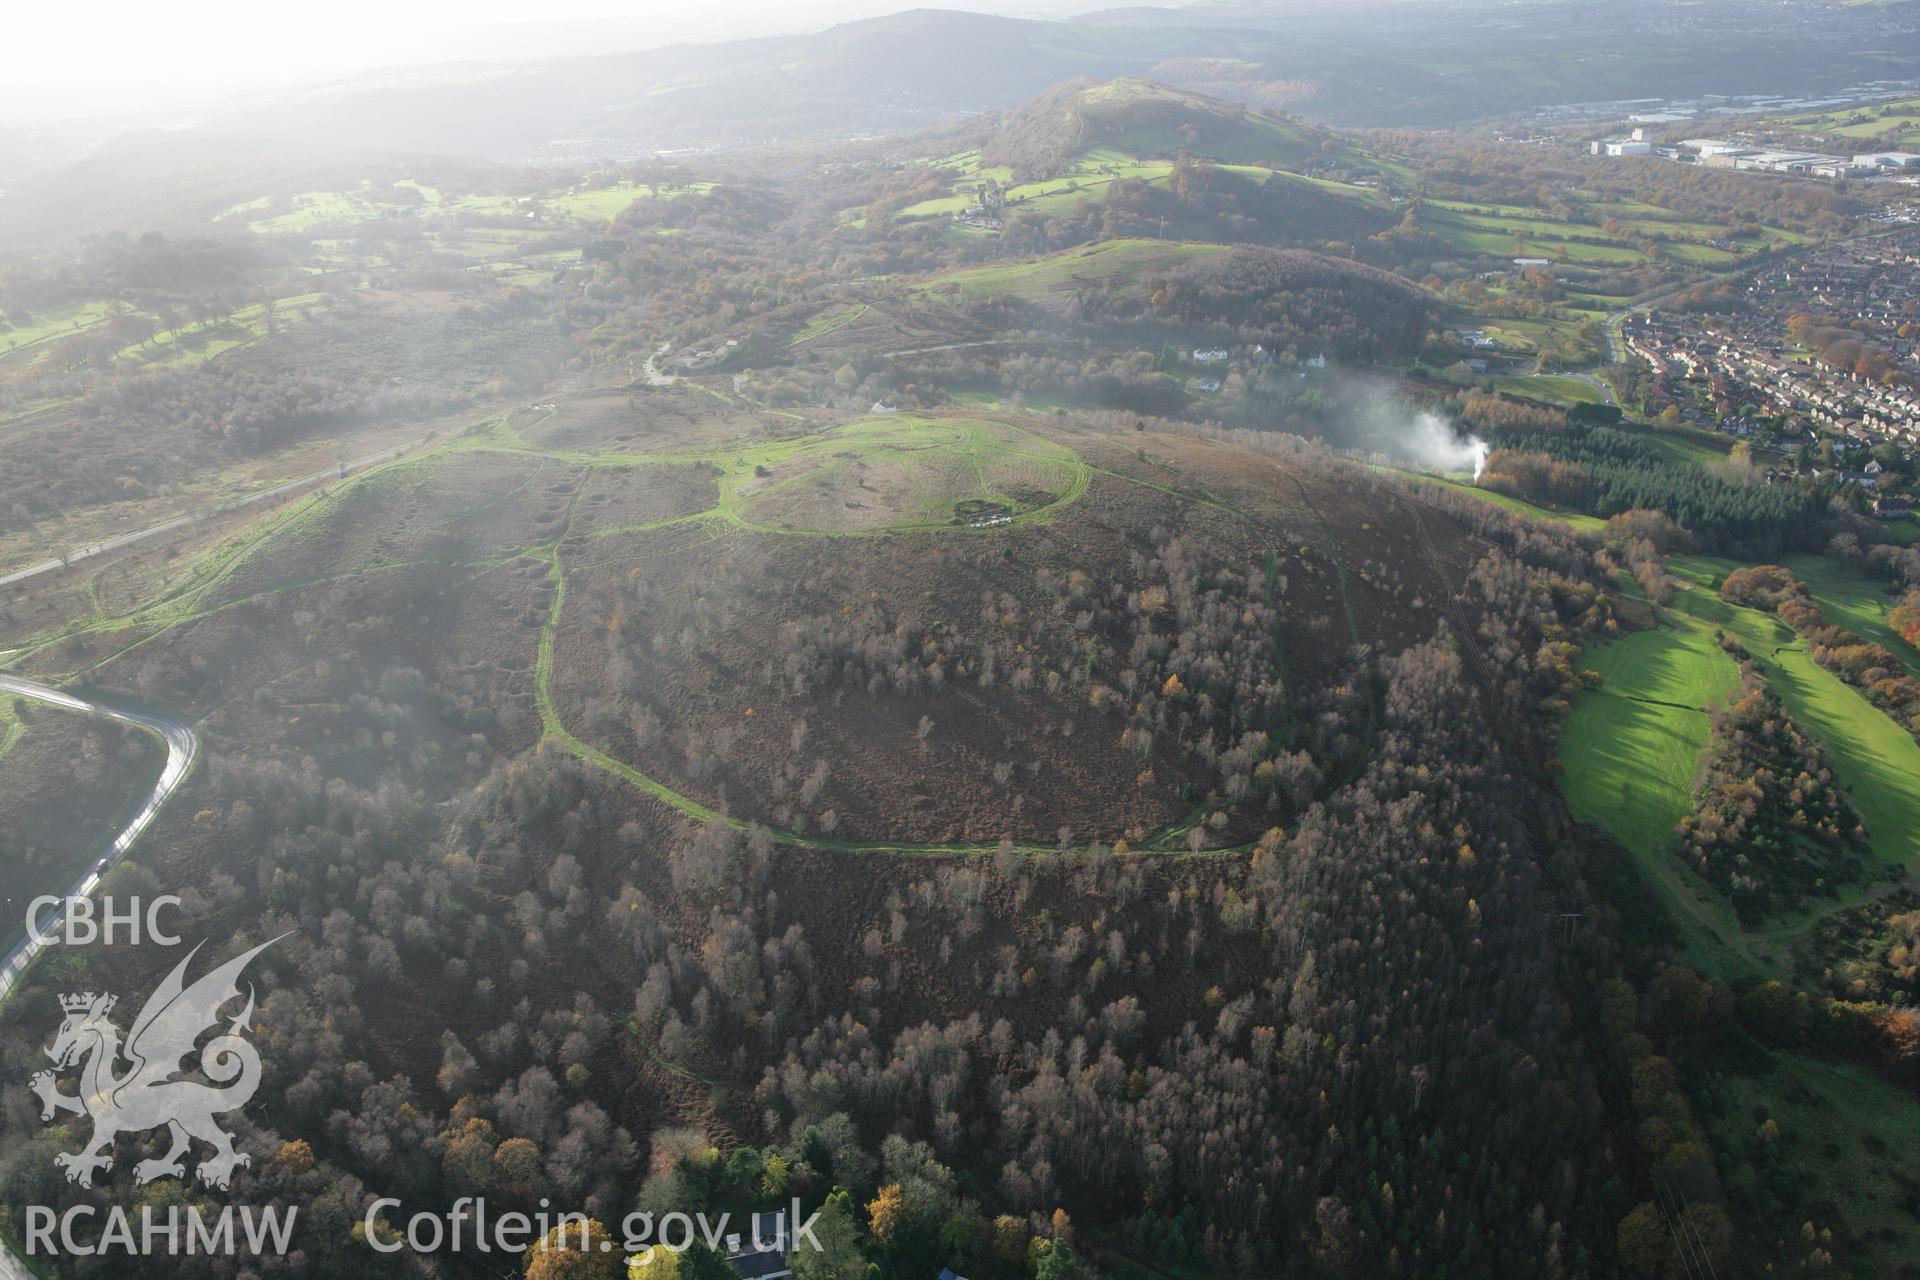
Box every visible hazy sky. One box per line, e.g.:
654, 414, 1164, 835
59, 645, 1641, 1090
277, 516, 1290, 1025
4, 0, 1105, 97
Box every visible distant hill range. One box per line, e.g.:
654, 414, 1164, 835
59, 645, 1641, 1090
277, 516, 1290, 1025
6, 0, 1916, 174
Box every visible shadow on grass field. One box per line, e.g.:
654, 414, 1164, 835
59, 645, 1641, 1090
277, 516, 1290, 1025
1783, 552, 1920, 678
1566, 556, 1920, 981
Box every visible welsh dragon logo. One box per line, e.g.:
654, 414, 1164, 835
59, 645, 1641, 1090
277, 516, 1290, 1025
28, 936, 282, 1190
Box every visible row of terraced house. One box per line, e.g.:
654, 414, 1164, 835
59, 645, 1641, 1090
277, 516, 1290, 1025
1625, 315, 1920, 445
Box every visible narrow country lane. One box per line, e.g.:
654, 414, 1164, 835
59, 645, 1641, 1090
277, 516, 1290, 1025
0, 675, 197, 1280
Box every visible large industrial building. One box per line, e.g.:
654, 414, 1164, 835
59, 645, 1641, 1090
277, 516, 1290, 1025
1590, 126, 1654, 157
1855, 151, 1920, 171
1682, 139, 1864, 177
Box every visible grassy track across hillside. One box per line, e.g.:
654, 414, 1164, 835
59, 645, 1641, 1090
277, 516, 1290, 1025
0, 697, 22, 764
8, 402, 1214, 860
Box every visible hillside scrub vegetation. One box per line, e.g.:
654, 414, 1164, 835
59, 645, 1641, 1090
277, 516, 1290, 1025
1676, 646, 1868, 923
1721, 565, 1920, 739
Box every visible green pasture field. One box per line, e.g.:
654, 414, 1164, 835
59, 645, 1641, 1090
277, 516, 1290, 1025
226, 178, 714, 235
897, 133, 1381, 225
896, 148, 1176, 221
1412, 464, 1920, 977
923, 148, 1015, 182
1673, 556, 1920, 887
1566, 553, 1920, 979
1777, 95, 1920, 149
444, 180, 714, 223
1563, 616, 1752, 975
1396, 472, 1607, 532
1782, 553, 1920, 676
0, 301, 115, 357
789, 304, 870, 346
1421, 198, 1800, 266
1631, 425, 1730, 469
1423, 205, 1666, 265
1488, 373, 1605, 405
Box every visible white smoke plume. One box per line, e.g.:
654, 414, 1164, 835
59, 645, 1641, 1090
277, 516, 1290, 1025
1333, 378, 1491, 481
1295, 372, 1493, 481
1397, 408, 1490, 481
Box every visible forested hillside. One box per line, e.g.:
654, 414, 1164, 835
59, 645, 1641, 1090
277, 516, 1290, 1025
2, 33, 1919, 1280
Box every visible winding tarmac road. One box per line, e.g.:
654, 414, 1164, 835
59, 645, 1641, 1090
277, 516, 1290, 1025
0, 675, 197, 1280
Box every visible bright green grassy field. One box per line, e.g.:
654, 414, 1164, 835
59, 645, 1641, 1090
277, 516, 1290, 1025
1423, 203, 1674, 265
922, 147, 1014, 181
1563, 611, 1753, 974
1564, 619, 1743, 851
1777, 95, 1920, 149
897, 128, 1381, 225
0, 301, 115, 355
1567, 555, 1920, 979
1589, 200, 1810, 248
1394, 471, 1920, 976
1674, 557, 1920, 877
229, 178, 714, 234
446, 180, 714, 222
1782, 553, 1920, 676
896, 148, 1177, 220
1632, 426, 1729, 469
788, 303, 870, 346
1415, 475, 1607, 532
1489, 373, 1605, 405
1420, 198, 1797, 266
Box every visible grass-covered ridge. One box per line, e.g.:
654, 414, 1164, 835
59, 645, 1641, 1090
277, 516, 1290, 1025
917, 238, 1225, 301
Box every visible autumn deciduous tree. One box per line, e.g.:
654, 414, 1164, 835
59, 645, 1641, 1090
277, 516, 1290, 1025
496, 1136, 544, 1194
991, 1215, 1027, 1268
627, 1243, 683, 1280
1891, 592, 1920, 648
444, 1117, 501, 1196
524, 1219, 620, 1280
1601, 508, 1692, 557
866, 1183, 907, 1246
